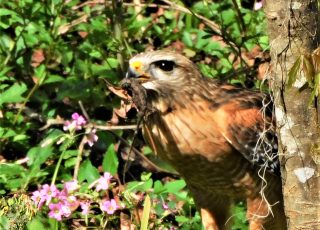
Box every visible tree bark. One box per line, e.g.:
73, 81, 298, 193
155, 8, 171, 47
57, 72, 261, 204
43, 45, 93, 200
264, 0, 320, 229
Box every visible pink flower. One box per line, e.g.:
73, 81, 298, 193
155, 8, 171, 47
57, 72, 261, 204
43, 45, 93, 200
60, 202, 72, 217
80, 201, 91, 215
31, 183, 81, 219
63, 180, 79, 193
254, 0, 263, 10
95, 172, 113, 191
16, 157, 29, 164
57, 188, 68, 201
48, 200, 74, 221
85, 129, 98, 147
63, 120, 75, 131
72, 113, 86, 126
31, 184, 60, 208
162, 202, 169, 210
63, 113, 87, 131
31, 190, 46, 209
40, 184, 59, 204
65, 195, 79, 211
100, 199, 119, 214
48, 203, 64, 221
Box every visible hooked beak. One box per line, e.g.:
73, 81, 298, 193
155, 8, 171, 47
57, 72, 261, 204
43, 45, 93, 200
126, 61, 150, 82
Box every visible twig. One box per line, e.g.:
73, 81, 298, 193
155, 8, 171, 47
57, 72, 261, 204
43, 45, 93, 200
57, 13, 88, 35
111, 0, 125, 74
79, 100, 90, 122
71, 0, 222, 37
68, 0, 245, 61
162, 0, 243, 61
39, 117, 138, 131
231, 0, 246, 33
93, 124, 138, 130
161, 0, 221, 35
122, 115, 144, 183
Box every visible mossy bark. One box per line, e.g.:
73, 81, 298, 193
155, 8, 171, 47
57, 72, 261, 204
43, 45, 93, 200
264, 0, 320, 229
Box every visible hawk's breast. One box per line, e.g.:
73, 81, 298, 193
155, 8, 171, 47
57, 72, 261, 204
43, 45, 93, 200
142, 99, 257, 196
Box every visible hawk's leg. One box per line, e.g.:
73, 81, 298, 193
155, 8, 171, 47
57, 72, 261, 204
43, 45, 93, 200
188, 185, 232, 230
246, 196, 270, 230
246, 178, 286, 230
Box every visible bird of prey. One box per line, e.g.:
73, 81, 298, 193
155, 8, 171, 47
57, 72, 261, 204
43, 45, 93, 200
123, 50, 286, 230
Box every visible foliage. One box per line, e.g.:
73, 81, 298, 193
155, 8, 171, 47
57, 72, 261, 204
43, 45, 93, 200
287, 47, 320, 104
0, 0, 267, 229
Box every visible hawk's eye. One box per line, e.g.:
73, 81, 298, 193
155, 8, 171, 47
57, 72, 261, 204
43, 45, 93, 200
153, 60, 175, 72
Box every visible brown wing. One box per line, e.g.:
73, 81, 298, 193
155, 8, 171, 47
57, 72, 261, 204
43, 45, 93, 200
211, 84, 280, 175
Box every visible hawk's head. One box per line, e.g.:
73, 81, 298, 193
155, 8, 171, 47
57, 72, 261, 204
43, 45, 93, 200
126, 50, 202, 92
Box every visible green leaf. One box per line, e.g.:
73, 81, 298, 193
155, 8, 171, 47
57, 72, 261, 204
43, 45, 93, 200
91, 17, 107, 31
140, 172, 151, 182
27, 217, 45, 230
34, 64, 47, 84
258, 35, 269, 50
0, 8, 18, 16
0, 164, 26, 177
102, 144, 119, 176
64, 157, 77, 168
126, 179, 153, 192
43, 75, 64, 84
0, 83, 27, 106
140, 194, 151, 230
0, 216, 9, 230
2, 129, 16, 138
309, 72, 320, 105
163, 180, 186, 194
153, 180, 166, 194
62, 150, 78, 159
23, 33, 39, 47
221, 9, 235, 25
142, 146, 153, 155
182, 31, 193, 47
175, 215, 190, 223
40, 129, 64, 148
287, 56, 302, 87
232, 202, 249, 229
78, 159, 100, 183
312, 47, 320, 73
220, 57, 232, 69
12, 134, 28, 142
0, 34, 14, 51
6, 178, 26, 190
27, 146, 53, 167
153, 25, 163, 34
302, 55, 315, 84
105, 58, 119, 69
0, 164, 27, 190
89, 50, 102, 58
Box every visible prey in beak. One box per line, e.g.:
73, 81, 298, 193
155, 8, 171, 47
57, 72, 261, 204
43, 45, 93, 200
121, 60, 149, 116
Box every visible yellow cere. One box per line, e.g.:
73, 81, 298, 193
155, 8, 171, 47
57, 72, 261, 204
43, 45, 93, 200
130, 61, 143, 73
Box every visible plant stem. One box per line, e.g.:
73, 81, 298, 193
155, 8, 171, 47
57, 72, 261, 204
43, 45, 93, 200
51, 150, 66, 186
13, 83, 39, 124
73, 136, 86, 180
111, 0, 126, 74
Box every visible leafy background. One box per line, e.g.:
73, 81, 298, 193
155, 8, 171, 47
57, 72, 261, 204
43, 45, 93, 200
0, 0, 268, 229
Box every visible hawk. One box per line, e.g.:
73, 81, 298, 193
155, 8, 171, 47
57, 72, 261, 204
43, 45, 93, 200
123, 50, 286, 230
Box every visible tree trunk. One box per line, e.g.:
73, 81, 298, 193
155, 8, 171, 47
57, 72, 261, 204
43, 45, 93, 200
264, 0, 320, 229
